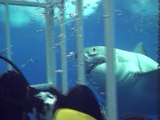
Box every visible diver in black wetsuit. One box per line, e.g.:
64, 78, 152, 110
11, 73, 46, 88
0, 55, 51, 120
0, 55, 104, 120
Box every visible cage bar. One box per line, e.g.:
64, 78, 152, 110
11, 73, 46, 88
59, 1, 68, 93
44, 1, 56, 86
75, 0, 85, 84
0, 0, 46, 7
31, 83, 54, 89
103, 0, 118, 120
4, 3, 12, 70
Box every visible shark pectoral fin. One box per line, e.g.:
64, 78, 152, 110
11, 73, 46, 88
138, 69, 160, 76
125, 69, 159, 115
134, 69, 159, 95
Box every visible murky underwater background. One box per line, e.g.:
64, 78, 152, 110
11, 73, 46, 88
0, 0, 158, 119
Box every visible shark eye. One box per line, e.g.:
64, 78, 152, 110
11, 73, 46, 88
92, 47, 96, 52
88, 47, 97, 56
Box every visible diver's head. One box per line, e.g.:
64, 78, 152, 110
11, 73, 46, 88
0, 70, 30, 120
53, 85, 104, 120
0, 71, 29, 101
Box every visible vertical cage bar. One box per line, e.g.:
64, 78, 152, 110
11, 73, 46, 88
45, 3, 56, 85
157, 0, 160, 119
59, 1, 68, 93
103, 0, 118, 119
5, 3, 12, 70
75, 0, 85, 84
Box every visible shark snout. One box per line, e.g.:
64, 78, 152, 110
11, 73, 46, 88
74, 47, 106, 74
74, 52, 89, 61
74, 51, 96, 60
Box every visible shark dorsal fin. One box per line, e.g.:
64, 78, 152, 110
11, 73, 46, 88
133, 42, 147, 55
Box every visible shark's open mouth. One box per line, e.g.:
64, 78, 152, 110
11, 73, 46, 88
86, 59, 106, 74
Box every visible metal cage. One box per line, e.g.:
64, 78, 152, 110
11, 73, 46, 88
0, 0, 118, 119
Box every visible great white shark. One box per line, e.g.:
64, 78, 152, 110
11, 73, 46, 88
82, 44, 159, 117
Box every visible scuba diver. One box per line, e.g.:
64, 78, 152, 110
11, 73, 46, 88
0, 55, 58, 120
0, 55, 104, 120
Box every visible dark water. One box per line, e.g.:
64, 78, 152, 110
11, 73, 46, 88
0, 0, 158, 119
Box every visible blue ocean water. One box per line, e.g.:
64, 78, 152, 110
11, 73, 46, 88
0, 0, 158, 119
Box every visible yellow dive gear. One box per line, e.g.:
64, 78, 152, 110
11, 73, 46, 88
53, 108, 96, 120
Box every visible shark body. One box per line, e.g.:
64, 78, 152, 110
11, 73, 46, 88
83, 45, 159, 116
